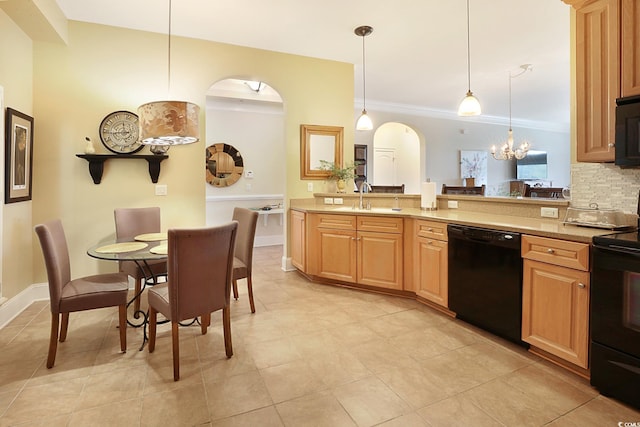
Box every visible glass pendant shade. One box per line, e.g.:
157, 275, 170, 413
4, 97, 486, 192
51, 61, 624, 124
138, 101, 200, 145
458, 90, 481, 116
356, 110, 373, 130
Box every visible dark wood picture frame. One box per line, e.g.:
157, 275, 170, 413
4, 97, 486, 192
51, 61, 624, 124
5, 108, 34, 203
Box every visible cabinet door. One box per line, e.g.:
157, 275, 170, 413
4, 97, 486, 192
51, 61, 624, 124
316, 229, 357, 283
575, 0, 619, 162
357, 231, 403, 290
522, 260, 590, 368
415, 236, 448, 307
622, 0, 640, 96
290, 210, 306, 271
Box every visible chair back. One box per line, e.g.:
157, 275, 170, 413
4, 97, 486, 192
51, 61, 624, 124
114, 207, 161, 239
527, 187, 564, 198
370, 185, 405, 194
35, 220, 71, 314
167, 222, 238, 322
441, 184, 486, 195
232, 207, 259, 269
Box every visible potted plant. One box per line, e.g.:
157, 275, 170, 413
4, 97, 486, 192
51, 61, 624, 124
318, 160, 359, 193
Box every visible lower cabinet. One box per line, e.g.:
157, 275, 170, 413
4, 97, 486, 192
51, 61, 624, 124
290, 210, 306, 271
414, 219, 448, 307
521, 235, 591, 369
309, 213, 404, 290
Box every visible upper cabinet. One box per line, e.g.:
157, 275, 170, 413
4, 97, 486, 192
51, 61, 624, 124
564, 0, 640, 162
622, 0, 640, 96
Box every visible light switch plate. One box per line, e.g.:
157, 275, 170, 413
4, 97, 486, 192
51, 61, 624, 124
324, 197, 334, 205
307, 183, 313, 192
155, 184, 167, 196
334, 198, 343, 205
448, 200, 458, 209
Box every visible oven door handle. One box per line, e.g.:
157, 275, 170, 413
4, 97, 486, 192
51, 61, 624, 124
595, 244, 640, 256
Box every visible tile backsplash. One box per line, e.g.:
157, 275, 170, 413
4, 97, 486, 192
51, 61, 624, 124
571, 163, 640, 213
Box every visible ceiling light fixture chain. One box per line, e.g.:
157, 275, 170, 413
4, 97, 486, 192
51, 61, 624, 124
491, 64, 533, 160
355, 25, 373, 131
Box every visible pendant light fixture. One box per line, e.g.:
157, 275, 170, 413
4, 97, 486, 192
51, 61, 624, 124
491, 64, 533, 160
458, 0, 481, 116
355, 25, 373, 131
138, 0, 200, 146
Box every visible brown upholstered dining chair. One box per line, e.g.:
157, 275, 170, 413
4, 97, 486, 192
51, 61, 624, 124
147, 222, 238, 381
35, 219, 129, 369
231, 207, 259, 313
114, 207, 167, 317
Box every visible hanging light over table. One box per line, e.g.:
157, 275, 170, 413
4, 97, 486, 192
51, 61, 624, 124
355, 25, 373, 131
138, 0, 200, 146
458, 0, 481, 116
491, 64, 533, 160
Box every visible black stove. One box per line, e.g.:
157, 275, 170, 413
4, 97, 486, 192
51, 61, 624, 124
593, 230, 640, 250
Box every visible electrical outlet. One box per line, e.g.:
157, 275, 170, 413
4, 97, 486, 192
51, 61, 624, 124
307, 182, 313, 192
541, 207, 559, 218
324, 197, 334, 205
334, 197, 343, 205
448, 200, 458, 209
155, 184, 167, 196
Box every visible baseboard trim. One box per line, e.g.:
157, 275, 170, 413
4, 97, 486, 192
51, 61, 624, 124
0, 283, 49, 329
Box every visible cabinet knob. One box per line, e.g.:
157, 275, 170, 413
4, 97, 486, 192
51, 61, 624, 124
547, 248, 555, 254
427, 228, 433, 232
578, 283, 586, 289
427, 240, 433, 245
608, 142, 615, 148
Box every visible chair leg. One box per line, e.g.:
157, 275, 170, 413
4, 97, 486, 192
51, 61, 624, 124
232, 279, 239, 300
47, 313, 60, 369
201, 313, 210, 335
247, 275, 255, 313
222, 306, 233, 358
118, 304, 127, 353
172, 321, 180, 381
59, 312, 69, 342
133, 278, 142, 319
148, 306, 157, 353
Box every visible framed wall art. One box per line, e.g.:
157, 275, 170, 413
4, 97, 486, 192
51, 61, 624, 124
5, 108, 34, 203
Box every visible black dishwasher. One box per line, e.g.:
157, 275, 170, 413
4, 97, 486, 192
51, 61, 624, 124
447, 224, 526, 346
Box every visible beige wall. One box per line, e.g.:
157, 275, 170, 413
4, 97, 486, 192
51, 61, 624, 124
0, 10, 35, 299
3, 20, 352, 293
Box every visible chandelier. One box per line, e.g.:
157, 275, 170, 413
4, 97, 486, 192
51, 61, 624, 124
355, 25, 374, 130
491, 64, 532, 160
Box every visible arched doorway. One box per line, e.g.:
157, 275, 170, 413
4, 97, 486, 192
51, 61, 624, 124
204, 78, 286, 246
371, 122, 423, 194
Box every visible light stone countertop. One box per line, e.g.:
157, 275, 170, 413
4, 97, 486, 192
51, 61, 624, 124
290, 199, 627, 244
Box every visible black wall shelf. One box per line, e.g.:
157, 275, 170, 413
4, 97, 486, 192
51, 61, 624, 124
76, 154, 168, 184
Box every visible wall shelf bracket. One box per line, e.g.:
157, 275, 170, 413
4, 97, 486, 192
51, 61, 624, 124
76, 154, 169, 184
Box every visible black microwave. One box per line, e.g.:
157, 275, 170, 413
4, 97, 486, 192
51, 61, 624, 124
615, 95, 640, 167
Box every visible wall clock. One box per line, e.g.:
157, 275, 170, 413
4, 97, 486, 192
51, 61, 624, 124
99, 111, 144, 154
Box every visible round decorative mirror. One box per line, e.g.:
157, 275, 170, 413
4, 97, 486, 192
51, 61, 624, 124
206, 143, 244, 187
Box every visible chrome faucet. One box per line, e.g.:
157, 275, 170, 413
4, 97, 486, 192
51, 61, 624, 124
359, 181, 372, 209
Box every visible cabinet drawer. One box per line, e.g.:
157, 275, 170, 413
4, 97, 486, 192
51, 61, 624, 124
522, 235, 589, 271
415, 219, 447, 241
315, 214, 356, 230
357, 216, 403, 234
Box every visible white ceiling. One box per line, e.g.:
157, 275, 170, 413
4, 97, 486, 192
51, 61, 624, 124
54, 0, 571, 132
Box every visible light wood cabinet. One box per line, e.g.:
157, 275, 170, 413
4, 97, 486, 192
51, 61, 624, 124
308, 213, 403, 290
622, 0, 640, 96
290, 210, 306, 271
574, 0, 620, 162
414, 219, 448, 307
521, 235, 591, 369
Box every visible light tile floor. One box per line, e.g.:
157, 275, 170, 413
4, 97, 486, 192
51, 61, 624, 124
1, 245, 639, 426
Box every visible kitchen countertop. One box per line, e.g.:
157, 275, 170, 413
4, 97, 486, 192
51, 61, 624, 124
291, 204, 623, 243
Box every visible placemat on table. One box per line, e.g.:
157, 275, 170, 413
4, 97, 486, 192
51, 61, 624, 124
134, 232, 168, 242
150, 243, 168, 255
95, 242, 148, 253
